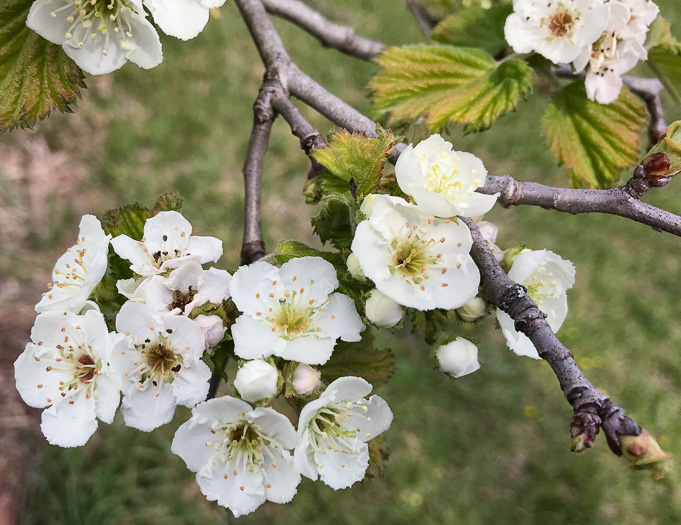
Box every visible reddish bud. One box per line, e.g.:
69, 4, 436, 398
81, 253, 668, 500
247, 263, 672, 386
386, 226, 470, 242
620, 429, 672, 480
643, 153, 671, 180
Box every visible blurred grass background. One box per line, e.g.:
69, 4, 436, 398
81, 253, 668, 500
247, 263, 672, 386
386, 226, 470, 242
2, 0, 681, 523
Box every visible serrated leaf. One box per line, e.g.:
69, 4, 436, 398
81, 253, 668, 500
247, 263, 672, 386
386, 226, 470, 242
370, 45, 534, 133
311, 193, 357, 250
542, 82, 646, 189
319, 330, 394, 389
409, 308, 452, 345
645, 17, 681, 53
311, 129, 399, 197
365, 435, 391, 481
645, 17, 681, 105
0, 0, 85, 130
432, 5, 512, 56
100, 193, 183, 239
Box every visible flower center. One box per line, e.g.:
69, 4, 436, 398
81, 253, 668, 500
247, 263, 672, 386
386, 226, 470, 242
422, 155, 481, 200
41, 341, 101, 401
132, 336, 183, 384
263, 288, 329, 340
52, 247, 88, 290
51, 0, 136, 55
170, 287, 197, 311
548, 10, 575, 37
524, 266, 561, 306
388, 221, 450, 288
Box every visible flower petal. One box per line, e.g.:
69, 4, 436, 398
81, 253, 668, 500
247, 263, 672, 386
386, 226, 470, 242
121, 382, 177, 431
145, 0, 210, 40
40, 395, 98, 447
230, 261, 282, 317
277, 335, 336, 365
231, 315, 287, 360
171, 357, 211, 407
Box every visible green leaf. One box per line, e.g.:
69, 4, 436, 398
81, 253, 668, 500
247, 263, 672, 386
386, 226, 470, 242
432, 5, 512, 56
370, 45, 534, 133
409, 309, 452, 345
0, 0, 85, 130
311, 128, 400, 197
100, 193, 184, 239
319, 330, 394, 389
91, 251, 133, 331
274, 240, 345, 267
645, 17, 681, 104
311, 193, 357, 250
542, 82, 647, 188
365, 435, 391, 481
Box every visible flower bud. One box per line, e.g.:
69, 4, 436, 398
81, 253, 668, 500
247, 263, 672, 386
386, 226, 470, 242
292, 363, 322, 396
620, 429, 672, 480
365, 289, 403, 328
194, 314, 226, 347
346, 253, 365, 280
477, 220, 498, 245
360, 193, 377, 216
646, 120, 681, 178
433, 337, 480, 378
456, 297, 488, 323
643, 153, 671, 180
234, 359, 279, 402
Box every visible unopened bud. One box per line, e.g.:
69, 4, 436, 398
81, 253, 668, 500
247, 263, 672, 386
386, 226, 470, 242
433, 337, 480, 379
360, 193, 377, 216
456, 297, 488, 323
194, 314, 226, 347
645, 121, 681, 179
643, 153, 671, 179
234, 359, 279, 402
346, 253, 365, 280
620, 429, 672, 480
292, 363, 322, 396
365, 289, 403, 328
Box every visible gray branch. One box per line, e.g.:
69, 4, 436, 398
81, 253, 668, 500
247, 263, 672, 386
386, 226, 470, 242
462, 217, 642, 455
263, 0, 385, 61
478, 171, 681, 237
406, 0, 437, 37
623, 76, 667, 146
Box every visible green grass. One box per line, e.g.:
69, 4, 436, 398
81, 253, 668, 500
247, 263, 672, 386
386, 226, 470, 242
12, 0, 681, 523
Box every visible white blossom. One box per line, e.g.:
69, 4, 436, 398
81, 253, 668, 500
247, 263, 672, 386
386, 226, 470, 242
351, 195, 480, 311
395, 134, 498, 218
229, 257, 364, 366
497, 249, 575, 359
27, 0, 163, 75
434, 338, 480, 378
456, 296, 488, 322
291, 364, 321, 396
36, 215, 111, 314
233, 360, 279, 403
113, 301, 211, 431
171, 396, 300, 517
504, 0, 610, 64
294, 377, 393, 490
194, 314, 227, 347
14, 309, 127, 447
476, 219, 505, 262
111, 211, 222, 277
365, 289, 403, 329
143, 0, 227, 41
346, 253, 365, 280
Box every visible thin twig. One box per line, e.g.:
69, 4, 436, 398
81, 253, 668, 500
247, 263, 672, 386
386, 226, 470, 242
406, 0, 437, 37
478, 172, 681, 237
263, 0, 385, 61
271, 95, 327, 153
462, 217, 645, 455
623, 76, 667, 146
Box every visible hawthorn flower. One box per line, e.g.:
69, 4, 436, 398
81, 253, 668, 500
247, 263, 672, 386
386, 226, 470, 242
14, 309, 126, 447
36, 215, 111, 314
351, 195, 480, 311
171, 396, 300, 517
111, 211, 223, 277
229, 257, 364, 366
233, 360, 279, 403
27, 0, 163, 75
434, 337, 480, 378
291, 364, 321, 396
113, 301, 211, 431
294, 377, 393, 490
365, 289, 403, 329
194, 314, 227, 347
504, 0, 610, 64
497, 249, 576, 358
143, 0, 227, 40
395, 134, 498, 218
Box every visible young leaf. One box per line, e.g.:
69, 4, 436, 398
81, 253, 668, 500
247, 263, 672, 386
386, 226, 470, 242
100, 193, 184, 239
0, 0, 85, 130
311, 129, 400, 197
370, 45, 534, 133
274, 240, 345, 266
319, 330, 395, 389
645, 17, 681, 104
311, 193, 357, 250
432, 5, 512, 56
542, 82, 646, 189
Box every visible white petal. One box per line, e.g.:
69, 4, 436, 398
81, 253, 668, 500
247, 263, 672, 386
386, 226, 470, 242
293, 433, 319, 480
116, 301, 163, 342
121, 382, 177, 431
126, 11, 164, 70
93, 371, 121, 423
248, 407, 298, 450
41, 395, 98, 447
171, 418, 216, 472
191, 395, 253, 424
316, 292, 364, 342
163, 260, 202, 291
197, 267, 232, 303
324, 376, 372, 403
144, 275, 174, 311
145, 0, 210, 40
187, 236, 223, 264
229, 261, 282, 317
231, 315, 287, 360
111, 235, 150, 272
14, 343, 67, 408
165, 314, 207, 357
277, 335, 336, 365
171, 357, 211, 407
63, 33, 129, 76
263, 452, 300, 504
496, 309, 540, 359
347, 395, 393, 442
316, 439, 369, 490
279, 257, 339, 304
350, 221, 392, 283
504, 13, 543, 54
144, 211, 192, 254
26, 0, 73, 45
196, 462, 265, 517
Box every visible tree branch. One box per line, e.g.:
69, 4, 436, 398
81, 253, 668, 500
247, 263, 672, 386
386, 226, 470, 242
478, 171, 681, 237
462, 217, 650, 457
623, 76, 667, 146
406, 0, 437, 37
263, 0, 385, 61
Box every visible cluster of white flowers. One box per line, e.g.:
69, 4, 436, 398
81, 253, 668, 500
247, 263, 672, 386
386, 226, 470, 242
26, 0, 226, 75
504, 0, 659, 103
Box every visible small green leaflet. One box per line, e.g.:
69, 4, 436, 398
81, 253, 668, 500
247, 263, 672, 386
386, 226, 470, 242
100, 193, 184, 239
542, 82, 646, 189
645, 17, 681, 105
370, 45, 534, 134
432, 5, 512, 57
311, 193, 357, 250
0, 0, 85, 130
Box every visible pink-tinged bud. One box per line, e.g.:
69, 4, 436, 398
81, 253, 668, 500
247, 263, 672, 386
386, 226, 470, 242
645, 121, 681, 180
292, 363, 322, 396
643, 153, 671, 180
620, 429, 672, 480
194, 314, 226, 347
